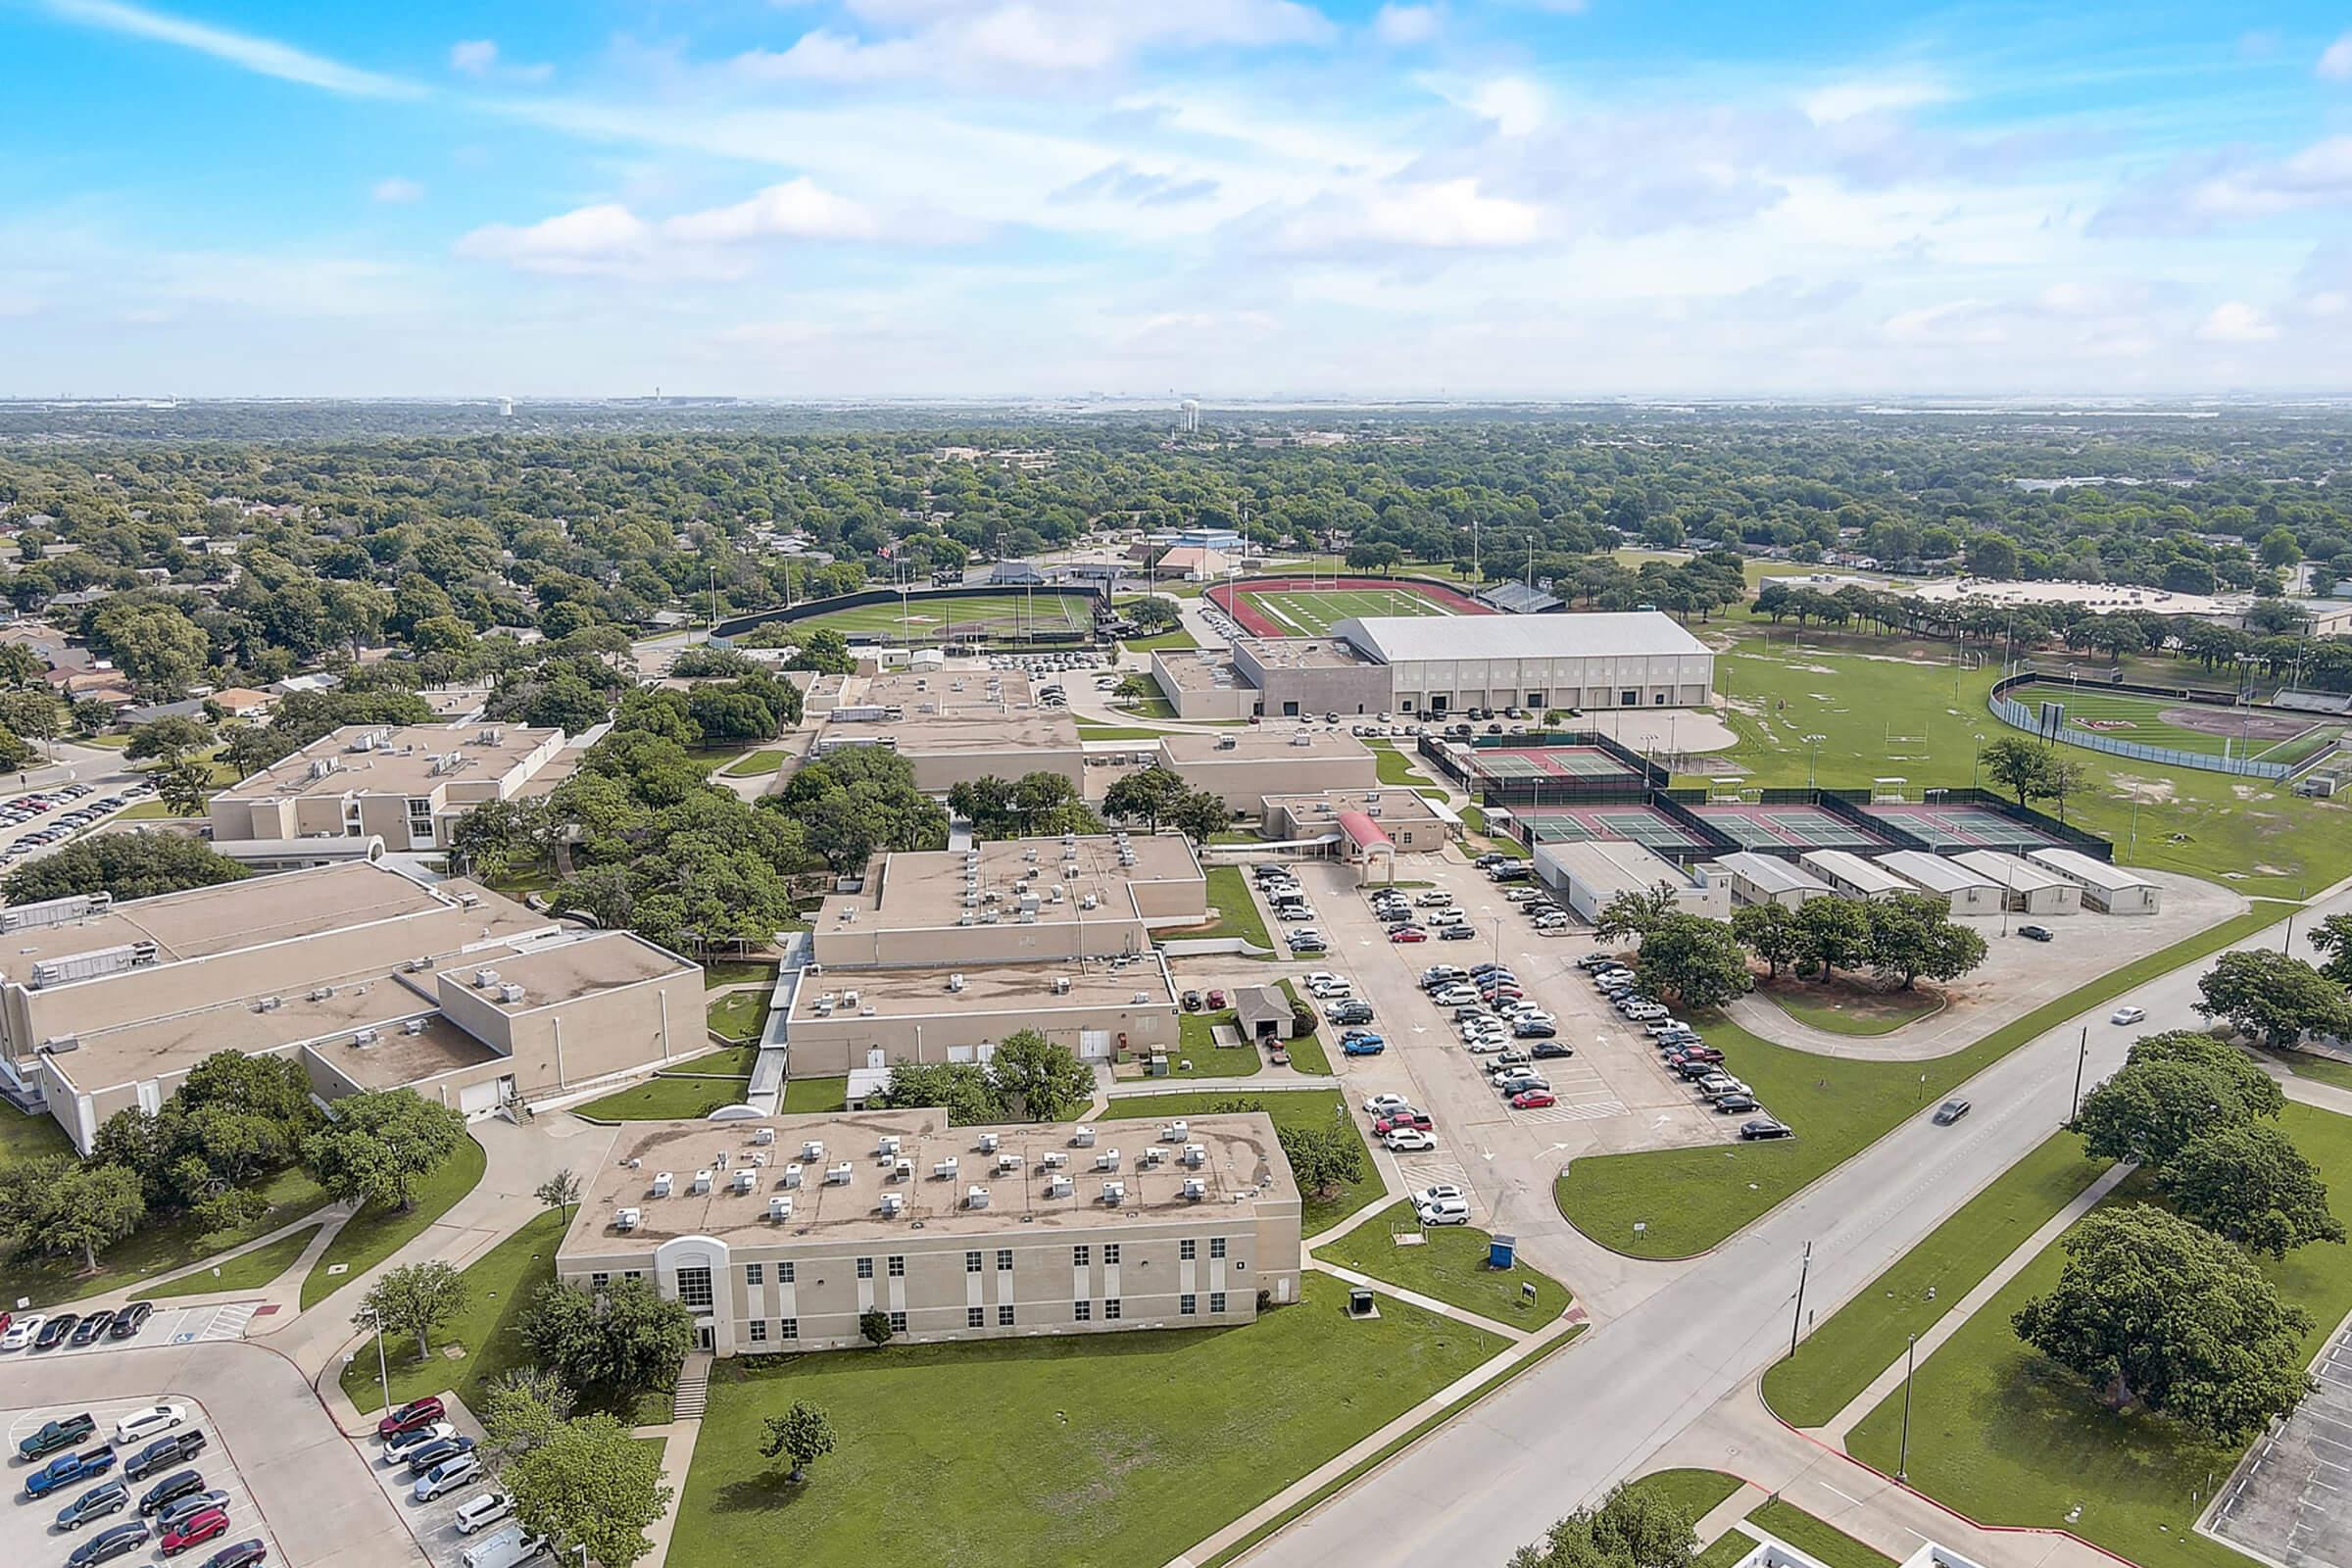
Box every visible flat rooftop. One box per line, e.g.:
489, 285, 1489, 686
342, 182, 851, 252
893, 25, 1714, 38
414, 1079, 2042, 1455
1877, 851, 1997, 894
1159, 729, 1374, 764
566, 1107, 1294, 1248
214, 724, 562, 802
820, 669, 1079, 753
1153, 652, 1250, 693
455, 932, 698, 1012
317, 1015, 505, 1091
43, 968, 439, 1093
1239, 637, 1376, 670
817, 833, 1200, 936
1710, 852, 1831, 895
790, 957, 1175, 1023
1260, 787, 1445, 826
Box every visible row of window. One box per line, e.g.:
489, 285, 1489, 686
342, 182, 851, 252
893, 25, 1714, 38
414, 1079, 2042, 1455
740, 1295, 1232, 1344
638, 1242, 1246, 1305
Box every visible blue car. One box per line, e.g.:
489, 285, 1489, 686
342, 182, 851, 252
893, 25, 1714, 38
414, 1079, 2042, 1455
26, 1446, 117, 1498
1341, 1035, 1386, 1056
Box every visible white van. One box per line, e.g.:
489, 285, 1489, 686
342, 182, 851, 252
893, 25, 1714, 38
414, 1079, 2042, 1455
461, 1526, 547, 1568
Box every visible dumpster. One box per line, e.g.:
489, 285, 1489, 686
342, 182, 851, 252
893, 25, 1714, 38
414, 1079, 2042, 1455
1488, 1233, 1517, 1270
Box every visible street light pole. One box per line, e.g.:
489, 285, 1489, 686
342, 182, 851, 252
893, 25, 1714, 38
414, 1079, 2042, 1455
375, 1321, 390, 1414
1789, 1241, 1813, 1359
2070, 1027, 2089, 1123
1897, 1332, 1918, 1480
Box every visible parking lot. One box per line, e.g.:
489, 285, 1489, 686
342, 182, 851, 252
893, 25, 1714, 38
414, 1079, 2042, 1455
2209, 1316, 2352, 1568
2, 1395, 282, 1568
10, 1305, 261, 1361
352, 1394, 499, 1568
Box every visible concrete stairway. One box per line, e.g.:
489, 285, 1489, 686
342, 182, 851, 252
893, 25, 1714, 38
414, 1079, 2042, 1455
671, 1352, 712, 1421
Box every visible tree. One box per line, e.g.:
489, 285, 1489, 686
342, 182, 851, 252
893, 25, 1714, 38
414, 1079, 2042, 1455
1631, 913, 1750, 1010
760, 1401, 838, 1484
2308, 913, 2352, 988
1276, 1110, 1366, 1203
1102, 765, 1188, 832
2075, 1039, 2283, 1168
2164, 1123, 2346, 1257
1593, 884, 1678, 944
875, 1061, 1003, 1124
1169, 788, 1230, 846
2013, 1205, 2313, 1442
536, 1168, 582, 1225
355, 1260, 468, 1359
2042, 754, 2093, 825
2197, 950, 2352, 1049
1865, 893, 1989, 990
860, 1308, 894, 1347
301, 1090, 466, 1213
0, 1158, 147, 1273
782, 627, 858, 675
0, 833, 249, 904
0, 691, 60, 756
1793, 896, 1872, 983
503, 1413, 673, 1568
987, 1030, 1093, 1122
522, 1276, 696, 1394
479, 1367, 575, 1457
1731, 902, 1801, 980
0, 641, 44, 687
1508, 1478, 1700, 1568
1126, 596, 1180, 632
91, 601, 211, 697
123, 714, 215, 766
1979, 737, 2053, 808
154, 758, 213, 818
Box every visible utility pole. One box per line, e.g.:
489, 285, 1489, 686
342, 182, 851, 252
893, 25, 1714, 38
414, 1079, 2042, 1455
1789, 1241, 1813, 1359
2070, 1027, 2089, 1123
1897, 1332, 1918, 1480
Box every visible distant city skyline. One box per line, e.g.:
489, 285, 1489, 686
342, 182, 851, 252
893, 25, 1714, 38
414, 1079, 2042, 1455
12, 2, 2352, 397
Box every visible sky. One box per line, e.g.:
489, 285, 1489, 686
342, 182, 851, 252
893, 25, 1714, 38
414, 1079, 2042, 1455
13, 1, 2352, 399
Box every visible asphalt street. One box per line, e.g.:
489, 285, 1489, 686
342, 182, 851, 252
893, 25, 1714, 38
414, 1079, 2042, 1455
1240, 886, 2352, 1566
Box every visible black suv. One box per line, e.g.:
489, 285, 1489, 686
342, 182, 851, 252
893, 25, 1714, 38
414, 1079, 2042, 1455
138, 1467, 210, 1515
126, 1432, 208, 1483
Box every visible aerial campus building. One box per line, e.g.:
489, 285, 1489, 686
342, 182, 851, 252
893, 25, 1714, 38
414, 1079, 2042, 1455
0, 859, 703, 1152
560, 1106, 1302, 1356
807, 668, 1086, 795
208, 723, 587, 853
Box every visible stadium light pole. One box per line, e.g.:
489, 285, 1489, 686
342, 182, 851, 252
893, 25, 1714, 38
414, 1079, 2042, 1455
1803, 733, 1827, 790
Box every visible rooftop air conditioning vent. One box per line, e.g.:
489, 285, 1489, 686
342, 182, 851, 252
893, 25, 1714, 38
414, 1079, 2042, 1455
826, 1162, 855, 1185
879, 1193, 904, 1218
1131, 991, 1150, 1005
1046, 1174, 1074, 1199
1162, 1120, 1189, 1143
1041, 1151, 1067, 1169
255, 996, 283, 1012
1182, 1178, 1206, 1200
733, 1169, 756, 1194
308, 986, 334, 1002
353, 1028, 378, 1047
947, 974, 965, 993
472, 969, 499, 989
964, 1185, 991, 1210
408, 956, 435, 972
782, 1163, 804, 1189
893, 1157, 913, 1181
1182, 1143, 1206, 1167
996, 1152, 1022, 1174
651, 1172, 674, 1198
1052, 976, 1072, 996
497, 984, 525, 1004
690, 1169, 712, 1195
768, 1196, 792, 1222
1102, 1181, 1126, 1206
934, 1157, 959, 1181
877, 1134, 901, 1157
1095, 1150, 1121, 1171
614, 1206, 641, 1231
751, 1128, 775, 1146
1072, 1126, 1096, 1148
401, 1018, 426, 1035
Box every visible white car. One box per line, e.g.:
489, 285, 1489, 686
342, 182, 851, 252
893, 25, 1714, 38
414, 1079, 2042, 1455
2110, 1005, 2146, 1026
1362, 1092, 1410, 1116
416, 1452, 482, 1502
1304, 973, 1350, 999
1431, 986, 1480, 1006
1414, 1183, 1466, 1207
1, 1314, 45, 1350
1415, 1196, 1472, 1226
1383, 1127, 1439, 1152
1464, 1036, 1509, 1055
113, 1404, 187, 1446
454, 1493, 514, 1536
1415, 891, 1452, 906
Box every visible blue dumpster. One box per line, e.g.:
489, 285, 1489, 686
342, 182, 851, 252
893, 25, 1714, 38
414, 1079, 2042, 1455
1488, 1233, 1517, 1270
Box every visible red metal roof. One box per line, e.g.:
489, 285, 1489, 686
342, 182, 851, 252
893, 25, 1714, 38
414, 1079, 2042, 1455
1337, 810, 1393, 850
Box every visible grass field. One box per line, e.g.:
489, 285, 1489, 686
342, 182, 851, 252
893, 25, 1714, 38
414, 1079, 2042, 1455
1555, 904, 2287, 1258
2013, 682, 2334, 765
0, 1164, 333, 1308
1759, 978, 1945, 1037
131, 1223, 323, 1301
783, 590, 1095, 645
1173, 1010, 1265, 1078
707, 989, 770, 1042
1229, 585, 1462, 638
299, 1136, 488, 1310
1318, 1200, 1571, 1324
338, 1207, 562, 1416
668, 1271, 1500, 1568
719, 749, 786, 777
1744, 1499, 1898, 1568
782, 1075, 849, 1113
0, 1102, 71, 1166
1844, 1102, 2352, 1568
1761, 1129, 2111, 1426
1103, 1090, 1379, 1236
1196, 864, 1274, 951
1696, 1531, 1762, 1568
1276, 980, 1332, 1075
574, 1073, 753, 1120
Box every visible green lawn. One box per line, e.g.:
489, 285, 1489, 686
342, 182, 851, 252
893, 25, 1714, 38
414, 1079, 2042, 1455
1744, 1499, 1897, 1568
719, 750, 786, 778
2007, 681, 2334, 765
1760, 978, 1944, 1037
1623, 1468, 1746, 1523
673, 1043, 762, 1076
300, 1136, 488, 1310
707, 989, 771, 1042
1122, 628, 1199, 653
1844, 1101, 2352, 1568
2254, 1044, 2352, 1092
1276, 981, 1332, 1075
1196, 864, 1274, 951
1115, 686, 1182, 720
703, 959, 780, 990
1103, 1091, 1381, 1236
337, 1208, 564, 1416
668, 1272, 1500, 1568
1367, 743, 1439, 789
1172, 1010, 1264, 1078
1075, 724, 1177, 741
0, 1102, 71, 1166
1695, 1530, 1761, 1568
132, 1223, 323, 1300
784, 591, 1095, 645
783, 1076, 849, 1113
1318, 1201, 1571, 1325
1556, 904, 2288, 1258
1232, 584, 1464, 637
573, 1074, 753, 1121
1, 1165, 332, 1307
1762, 1129, 2111, 1428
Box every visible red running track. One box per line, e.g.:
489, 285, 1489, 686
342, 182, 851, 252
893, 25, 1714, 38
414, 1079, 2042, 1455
1204, 576, 1495, 639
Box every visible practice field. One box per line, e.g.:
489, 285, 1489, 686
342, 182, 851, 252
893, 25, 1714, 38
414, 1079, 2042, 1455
783, 590, 1095, 645
2015, 681, 2334, 764
1209, 576, 1492, 638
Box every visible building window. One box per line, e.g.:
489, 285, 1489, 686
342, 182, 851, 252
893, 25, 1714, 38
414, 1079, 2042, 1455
1072, 1245, 1090, 1268
1209, 1292, 1227, 1313
748, 1320, 767, 1344
1527, 692, 1544, 708
779, 1318, 799, 1341
1620, 689, 1638, 707
967, 1306, 985, 1329
676, 1267, 713, 1310
965, 1250, 983, 1273
1654, 691, 1668, 706
744, 1263, 763, 1286
778, 1261, 795, 1285
1180, 1294, 1197, 1316
998, 1304, 1015, 1326
1179, 1239, 1196, 1261
1073, 1300, 1092, 1321
589, 1273, 610, 1293
889, 1311, 907, 1335
996, 1249, 1013, 1272
1102, 1243, 1121, 1265
1210, 1237, 1228, 1259
623, 1270, 642, 1282
1104, 1298, 1121, 1321
887, 1254, 905, 1279
857, 1256, 874, 1280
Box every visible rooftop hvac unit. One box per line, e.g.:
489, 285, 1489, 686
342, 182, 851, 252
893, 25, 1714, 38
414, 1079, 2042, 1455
732, 1169, 756, 1195
614, 1206, 641, 1231
1052, 976, 1072, 996
751, 1127, 775, 1146
407, 956, 436, 972
947, 973, 965, 993
401, 1018, 426, 1035
982, 910, 1001, 924
1041, 1151, 1067, 1169
308, 986, 334, 1003
996, 1152, 1023, 1174
352, 1028, 378, 1047
690, 1169, 712, 1195
768, 1196, 792, 1222
0, 892, 108, 932
877, 1134, 901, 1157
36, 1035, 78, 1054
255, 996, 282, 1012
960, 895, 977, 909
497, 984, 525, 1004
1214, 734, 1238, 751
934, 1157, 959, 1181
308, 758, 336, 780
965, 1185, 991, 1210
1140, 1148, 1163, 1168
1095, 1149, 1121, 1171
1072, 1126, 1096, 1148
957, 914, 974, 926
1291, 732, 1312, 747
841, 990, 861, 1008
1182, 1178, 1206, 1200
1046, 1174, 1074, 1199
651, 1172, 674, 1198
1018, 911, 1037, 925
750, 1151, 768, 1167
782, 1163, 804, 1189
1131, 991, 1151, 1005
878, 1192, 905, 1218
893, 1157, 913, 1182
1102, 1181, 1126, 1206
1182, 1144, 1206, 1167
1161, 1120, 1189, 1143
1080, 893, 1098, 911
457, 892, 480, 911
713, 1150, 731, 1169
472, 968, 500, 989
1023, 848, 1039, 861
1049, 885, 1064, 904
826, 1162, 855, 1185
802, 1140, 826, 1161
977, 1132, 1001, 1153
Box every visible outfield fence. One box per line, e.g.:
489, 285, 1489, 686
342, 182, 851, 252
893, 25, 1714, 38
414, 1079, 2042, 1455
1987, 670, 2291, 780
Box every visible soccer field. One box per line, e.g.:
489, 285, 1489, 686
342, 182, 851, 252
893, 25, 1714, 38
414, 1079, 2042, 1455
785, 591, 1094, 644
2022, 683, 2331, 763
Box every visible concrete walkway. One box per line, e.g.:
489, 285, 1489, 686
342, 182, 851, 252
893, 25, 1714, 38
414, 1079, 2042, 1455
1104, 1068, 1337, 1098
1305, 1257, 1534, 1339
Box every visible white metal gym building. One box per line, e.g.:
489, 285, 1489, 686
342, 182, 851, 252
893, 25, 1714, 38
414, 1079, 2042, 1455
1332, 612, 1715, 716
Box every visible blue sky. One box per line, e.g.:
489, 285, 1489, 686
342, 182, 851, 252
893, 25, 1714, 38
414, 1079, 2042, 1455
12, 0, 2352, 397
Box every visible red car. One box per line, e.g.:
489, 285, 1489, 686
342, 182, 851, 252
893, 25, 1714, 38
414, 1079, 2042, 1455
1205, 990, 1227, 1009
1665, 1047, 1724, 1065
375, 1396, 445, 1441
1389, 927, 1428, 943
1373, 1110, 1433, 1136
161, 1507, 231, 1558
1510, 1090, 1557, 1109
1480, 984, 1525, 1002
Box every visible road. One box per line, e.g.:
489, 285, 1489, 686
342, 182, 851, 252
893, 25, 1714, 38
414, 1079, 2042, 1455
1240, 884, 2352, 1566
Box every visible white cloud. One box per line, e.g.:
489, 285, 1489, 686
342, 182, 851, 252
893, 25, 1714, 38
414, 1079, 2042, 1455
370, 176, 424, 205
737, 1, 1335, 84
1263, 177, 1541, 251
37, 0, 422, 98
1468, 75, 1547, 137
1801, 76, 1951, 124
1372, 5, 1441, 45
449, 38, 552, 83
2197, 300, 2278, 341
664, 179, 883, 243
2320, 32, 2352, 80
455, 204, 655, 275
457, 179, 905, 276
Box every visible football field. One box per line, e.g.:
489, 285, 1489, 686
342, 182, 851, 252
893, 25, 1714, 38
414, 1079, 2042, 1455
1215, 577, 1488, 638
785, 591, 1094, 644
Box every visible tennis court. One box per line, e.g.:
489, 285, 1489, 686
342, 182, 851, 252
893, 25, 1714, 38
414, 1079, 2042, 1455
787, 591, 1096, 645
1471, 746, 1645, 784
1688, 802, 1891, 853
1209, 577, 1492, 639
1521, 806, 1706, 852
1860, 802, 2058, 853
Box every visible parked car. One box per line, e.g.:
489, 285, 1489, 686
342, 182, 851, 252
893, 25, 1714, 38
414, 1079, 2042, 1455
1512, 1017, 1559, 1039
1430, 986, 1480, 1007
376, 1397, 446, 1441
1362, 1093, 1410, 1116
1436, 924, 1477, 941
1933, 1098, 1972, 1125
1463, 1036, 1509, 1055
404, 1437, 478, 1478
453, 1493, 514, 1536
1180, 990, 1203, 1011
1510, 1089, 1557, 1109
26, 1446, 118, 1498
2110, 1005, 2146, 1026
70, 1311, 116, 1347
1714, 1093, 1761, 1113
126, 1432, 208, 1484
1414, 1183, 1466, 1207
1327, 1003, 1374, 1027
1382, 1127, 1438, 1152
34, 1313, 80, 1350
1530, 1041, 1576, 1059
114, 1406, 187, 1447
56, 1480, 133, 1532
1388, 926, 1427, 943
156, 1491, 231, 1531
415, 1452, 483, 1502
1302, 973, 1349, 999
66, 1521, 151, 1568
1414, 1195, 1471, 1226
1372, 1109, 1432, 1135
161, 1508, 232, 1559
197, 1541, 267, 1568
1740, 1118, 1795, 1141
382, 1423, 458, 1465
2018, 924, 2055, 942
19, 1413, 97, 1460
107, 1303, 154, 1341
1342, 1035, 1386, 1056
136, 1468, 210, 1515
